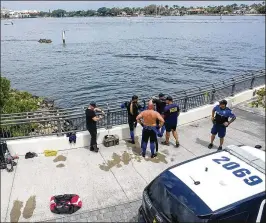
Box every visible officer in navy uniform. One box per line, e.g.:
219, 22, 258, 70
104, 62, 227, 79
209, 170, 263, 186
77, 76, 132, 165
161, 96, 180, 147
208, 99, 236, 150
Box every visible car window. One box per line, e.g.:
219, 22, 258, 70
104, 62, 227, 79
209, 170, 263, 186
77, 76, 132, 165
219, 212, 249, 222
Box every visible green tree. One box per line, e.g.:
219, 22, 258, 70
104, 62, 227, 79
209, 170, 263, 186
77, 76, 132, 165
0, 76, 11, 109
97, 7, 109, 16
51, 9, 66, 17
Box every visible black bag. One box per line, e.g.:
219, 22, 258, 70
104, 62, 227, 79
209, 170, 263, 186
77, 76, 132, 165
0, 141, 8, 162
0, 141, 15, 172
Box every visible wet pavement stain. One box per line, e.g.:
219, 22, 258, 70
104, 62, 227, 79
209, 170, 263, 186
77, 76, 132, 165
121, 151, 131, 165
10, 200, 23, 223
124, 136, 141, 155
145, 153, 168, 164
161, 149, 169, 155
56, 163, 65, 168
99, 141, 169, 171
53, 155, 67, 162
22, 196, 36, 219
99, 153, 122, 171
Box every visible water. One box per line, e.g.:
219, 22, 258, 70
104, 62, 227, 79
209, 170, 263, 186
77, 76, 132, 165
1, 16, 265, 108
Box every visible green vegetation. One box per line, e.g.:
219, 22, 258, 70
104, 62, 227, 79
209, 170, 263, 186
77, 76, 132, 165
0, 76, 43, 138
0, 76, 42, 114
35, 2, 265, 17
251, 88, 266, 108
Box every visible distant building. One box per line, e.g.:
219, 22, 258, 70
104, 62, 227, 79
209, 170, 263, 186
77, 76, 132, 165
186, 8, 206, 15
1, 7, 10, 18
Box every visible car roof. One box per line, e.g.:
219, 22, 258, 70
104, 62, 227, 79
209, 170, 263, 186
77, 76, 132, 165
168, 145, 265, 213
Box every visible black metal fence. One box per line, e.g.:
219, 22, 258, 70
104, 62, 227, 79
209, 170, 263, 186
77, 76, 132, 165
0, 69, 265, 140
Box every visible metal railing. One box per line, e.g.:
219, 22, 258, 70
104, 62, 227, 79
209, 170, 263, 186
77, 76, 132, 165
0, 69, 265, 140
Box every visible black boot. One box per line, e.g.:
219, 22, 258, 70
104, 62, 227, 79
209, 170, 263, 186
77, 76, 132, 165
92, 145, 99, 153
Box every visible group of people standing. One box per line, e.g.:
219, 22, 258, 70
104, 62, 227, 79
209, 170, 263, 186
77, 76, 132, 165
85, 94, 236, 158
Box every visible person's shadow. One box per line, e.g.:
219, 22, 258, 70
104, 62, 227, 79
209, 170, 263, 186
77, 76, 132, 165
196, 137, 217, 149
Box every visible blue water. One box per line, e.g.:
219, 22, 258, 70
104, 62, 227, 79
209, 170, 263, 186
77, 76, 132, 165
1, 16, 265, 108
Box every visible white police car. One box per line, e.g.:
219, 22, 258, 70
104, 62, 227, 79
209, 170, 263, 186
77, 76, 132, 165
138, 145, 265, 223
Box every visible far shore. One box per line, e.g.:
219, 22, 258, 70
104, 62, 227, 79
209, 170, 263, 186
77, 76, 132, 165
1, 13, 265, 20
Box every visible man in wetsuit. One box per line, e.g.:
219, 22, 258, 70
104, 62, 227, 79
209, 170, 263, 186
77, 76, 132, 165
152, 93, 167, 137
85, 102, 104, 153
162, 96, 180, 147
121, 95, 144, 144
208, 99, 236, 151
136, 100, 164, 158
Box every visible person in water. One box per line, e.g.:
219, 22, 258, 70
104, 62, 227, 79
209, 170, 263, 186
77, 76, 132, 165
136, 100, 164, 158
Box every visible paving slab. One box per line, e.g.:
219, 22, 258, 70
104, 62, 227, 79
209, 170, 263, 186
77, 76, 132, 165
1, 168, 16, 222
5, 148, 128, 222
98, 141, 147, 201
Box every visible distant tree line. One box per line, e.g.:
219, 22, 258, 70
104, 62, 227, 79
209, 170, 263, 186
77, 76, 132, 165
36, 2, 265, 18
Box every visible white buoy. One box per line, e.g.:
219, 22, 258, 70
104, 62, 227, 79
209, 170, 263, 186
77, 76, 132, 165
62, 30, 65, 44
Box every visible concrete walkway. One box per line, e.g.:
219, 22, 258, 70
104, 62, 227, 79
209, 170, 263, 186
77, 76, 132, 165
1, 100, 265, 223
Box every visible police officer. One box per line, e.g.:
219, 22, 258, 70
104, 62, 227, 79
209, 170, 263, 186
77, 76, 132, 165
121, 95, 144, 144
85, 102, 104, 152
162, 96, 180, 147
208, 99, 236, 150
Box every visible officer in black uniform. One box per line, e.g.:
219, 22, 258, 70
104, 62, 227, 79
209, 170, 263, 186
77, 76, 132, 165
85, 102, 104, 152
121, 95, 144, 144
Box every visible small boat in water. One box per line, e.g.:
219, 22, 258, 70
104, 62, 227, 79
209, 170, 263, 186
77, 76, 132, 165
38, 39, 52, 43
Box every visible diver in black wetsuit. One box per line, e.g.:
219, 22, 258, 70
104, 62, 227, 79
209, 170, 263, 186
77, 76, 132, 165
152, 93, 167, 153
121, 95, 145, 144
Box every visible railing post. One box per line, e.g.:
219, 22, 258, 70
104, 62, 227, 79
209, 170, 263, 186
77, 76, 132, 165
231, 78, 236, 96
182, 90, 188, 112
210, 84, 216, 104
56, 110, 63, 136
250, 74, 255, 89
106, 103, 112, 130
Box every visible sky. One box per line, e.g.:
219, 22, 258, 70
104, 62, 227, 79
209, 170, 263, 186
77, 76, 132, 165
1, 1, 262, 11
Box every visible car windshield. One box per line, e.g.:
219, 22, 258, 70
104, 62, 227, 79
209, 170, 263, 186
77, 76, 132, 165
147, 172, 209, 223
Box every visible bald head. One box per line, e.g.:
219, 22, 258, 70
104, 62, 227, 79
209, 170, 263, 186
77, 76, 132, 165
148, 100, 154, 110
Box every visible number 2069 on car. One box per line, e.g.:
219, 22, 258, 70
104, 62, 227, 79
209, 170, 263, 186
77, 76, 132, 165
212, 156, 263, 186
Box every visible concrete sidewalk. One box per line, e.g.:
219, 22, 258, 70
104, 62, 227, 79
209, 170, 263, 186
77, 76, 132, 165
1, 101, 265, 223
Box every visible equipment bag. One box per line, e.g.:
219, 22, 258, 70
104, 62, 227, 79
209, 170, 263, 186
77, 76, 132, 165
0, 141, 15, 172
50, 194, 82, 214
103, 135, 119, 147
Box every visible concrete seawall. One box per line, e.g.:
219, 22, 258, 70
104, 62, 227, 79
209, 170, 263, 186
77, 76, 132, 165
7, 85, 264, 156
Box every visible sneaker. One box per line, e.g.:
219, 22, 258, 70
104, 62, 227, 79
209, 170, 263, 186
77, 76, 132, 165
218, 146, 223, 151
176, 142, 180, 148
90, 147, 94, 151
94, 147, 99, 153
161, 141, 169, 146
208, 143, 213, 149
151, 154, 157, 158
141, 153, 145, 158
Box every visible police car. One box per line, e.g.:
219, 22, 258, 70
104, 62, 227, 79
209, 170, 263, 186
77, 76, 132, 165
138, 145, 265, 223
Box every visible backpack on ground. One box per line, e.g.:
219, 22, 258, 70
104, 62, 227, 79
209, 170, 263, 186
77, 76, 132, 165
50, 194, 82, 214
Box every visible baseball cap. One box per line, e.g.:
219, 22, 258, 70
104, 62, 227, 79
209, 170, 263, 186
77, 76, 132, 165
159, 93, 165, 98
166, 96, 173, 101
90, 101, 97, 107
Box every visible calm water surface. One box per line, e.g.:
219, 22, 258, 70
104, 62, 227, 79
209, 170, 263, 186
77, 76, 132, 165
1, 16, 265, 108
